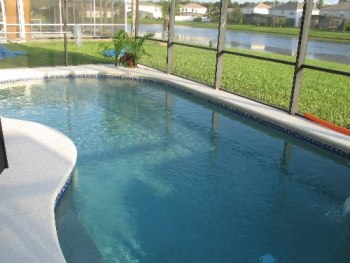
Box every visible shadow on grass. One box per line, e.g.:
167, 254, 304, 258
0, 43, 111, 69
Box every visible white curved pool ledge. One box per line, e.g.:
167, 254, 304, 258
0, 117, 77, 263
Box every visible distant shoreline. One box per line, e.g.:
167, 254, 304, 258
134, 19, 350, 43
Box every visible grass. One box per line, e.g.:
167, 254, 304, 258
138, 19, 350, 43
0, 41, 109, 68
1, 40, 349, 128
139, 42, 350, 128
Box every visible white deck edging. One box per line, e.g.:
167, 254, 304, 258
0, 118, 77, 262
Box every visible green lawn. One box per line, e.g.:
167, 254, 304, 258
1, 40, 349, 128
139, 41, 350, 128
0, 41, 109, 68
137, 19, 350, 43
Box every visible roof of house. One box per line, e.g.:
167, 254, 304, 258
270, 2, 304, 10
242, 3, 272, 9
321, 1, 350, 11
181, 3, 206, 9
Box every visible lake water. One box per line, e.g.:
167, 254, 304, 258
134, 24, 350, 64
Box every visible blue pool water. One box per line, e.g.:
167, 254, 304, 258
0, 78, 350, 262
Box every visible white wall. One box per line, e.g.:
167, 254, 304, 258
270, 9, 303, 27
175, 15, 196, 21
312, 9, 320, 16
254, 7, 269, 15
320, 10, 350, 20
295, 10, 303, 27
180, 7, 207, 15
126, 4, 162, 18
242, 7, 254, 14
242, 6, 269, 15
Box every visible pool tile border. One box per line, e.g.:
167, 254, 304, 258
1, 71, 349, 159
0, 117, 77, 263
54, 170, 74, 209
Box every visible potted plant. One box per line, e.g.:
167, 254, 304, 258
103, 30, 154, 68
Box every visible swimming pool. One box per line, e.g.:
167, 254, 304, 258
1, 77, 350, 262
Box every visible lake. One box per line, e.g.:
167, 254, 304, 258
134, 24, 350, 64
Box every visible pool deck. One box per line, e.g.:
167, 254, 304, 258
0, 64, 349, 261
0, 118, 77, 262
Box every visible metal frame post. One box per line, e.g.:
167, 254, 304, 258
289, 0, 313, 115
59, 0, 63, 37
111, 0, 114, 34
100, 0, 102, 35
214, 0, 228, 90
0, 117, 8, 173
124, 0, 127, 32
166, 0, 176, 74
81, 0, 84, 24
73, 1, 76, 24
93, 0, 96, 37
63, 0, 68, 66
135, 0, 139, 37
0, 0, 7, 39
16, 0, 25, 40
131, 0, 136, 35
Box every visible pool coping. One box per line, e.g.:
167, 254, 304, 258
0, 64, 349, 159
0, 118, 77, 262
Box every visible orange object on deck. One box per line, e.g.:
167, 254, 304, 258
304, 112, 350, 136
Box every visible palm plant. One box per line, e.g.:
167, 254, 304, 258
103, 30, 154, 68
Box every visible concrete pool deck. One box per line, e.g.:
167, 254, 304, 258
0, 118, 77, 262
0, 64, 349, 261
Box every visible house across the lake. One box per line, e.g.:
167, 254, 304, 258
177, 3, 208, 21
269, 2, 304, 27
241, 3, 271, 15
269, 2, 319, 27
126, 2, 162, 19
309, 2, 350, 30
180, 3, 207, 16
320, 1, 350, 20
